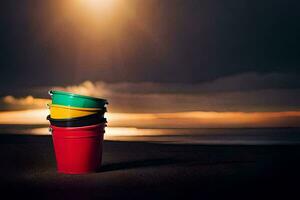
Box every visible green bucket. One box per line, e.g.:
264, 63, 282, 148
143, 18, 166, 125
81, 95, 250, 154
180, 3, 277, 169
49, 90, 108, 109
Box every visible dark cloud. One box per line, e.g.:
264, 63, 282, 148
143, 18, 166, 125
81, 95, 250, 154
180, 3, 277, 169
1, 72, 299, 112
91, 72, 300, 94
0, 0, 299, 89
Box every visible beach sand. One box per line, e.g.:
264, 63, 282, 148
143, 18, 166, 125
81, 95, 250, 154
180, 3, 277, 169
0, 134, 300, 199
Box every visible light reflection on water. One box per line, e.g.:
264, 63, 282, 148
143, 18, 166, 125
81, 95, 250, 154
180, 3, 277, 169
1, 126, 300, 145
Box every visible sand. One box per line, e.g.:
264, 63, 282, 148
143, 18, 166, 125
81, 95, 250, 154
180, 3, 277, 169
0, 134, 300, 200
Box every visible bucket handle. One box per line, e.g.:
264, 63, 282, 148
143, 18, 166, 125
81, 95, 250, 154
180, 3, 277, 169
48, 90, 53, 96
49, 127, 53, 134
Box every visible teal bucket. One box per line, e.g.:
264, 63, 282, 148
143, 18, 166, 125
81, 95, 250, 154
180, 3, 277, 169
49, 90, 108, 109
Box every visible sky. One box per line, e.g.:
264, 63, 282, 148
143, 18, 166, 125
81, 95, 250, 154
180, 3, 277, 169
0, 0, 299, 127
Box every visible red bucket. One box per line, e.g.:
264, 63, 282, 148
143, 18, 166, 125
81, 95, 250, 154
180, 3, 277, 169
51, 124, 105, 174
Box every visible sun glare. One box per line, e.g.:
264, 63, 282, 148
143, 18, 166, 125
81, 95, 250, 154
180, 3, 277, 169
0, 109, 300, 128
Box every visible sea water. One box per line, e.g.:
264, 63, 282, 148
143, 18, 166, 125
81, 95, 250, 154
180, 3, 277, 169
0, 125, 300, 145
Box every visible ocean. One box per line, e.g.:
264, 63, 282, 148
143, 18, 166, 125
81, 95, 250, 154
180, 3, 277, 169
0, 125, 300, 145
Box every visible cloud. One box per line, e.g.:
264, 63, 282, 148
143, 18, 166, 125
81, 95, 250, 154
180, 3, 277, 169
47, 73, 300, 113
191, 72, 300, 93
0, 72, 299, 113
52, 72, 300, 95
0, 96, 50, 111
52, 81, 112, 96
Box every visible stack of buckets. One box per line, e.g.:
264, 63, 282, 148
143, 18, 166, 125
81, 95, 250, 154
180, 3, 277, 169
47, 90, 108, 174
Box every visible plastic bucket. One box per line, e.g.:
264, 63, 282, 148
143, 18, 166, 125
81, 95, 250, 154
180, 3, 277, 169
47, 114, 107, 127
48, 104, 106, 119
50, 124, 105, 174
49, 90, 108, 109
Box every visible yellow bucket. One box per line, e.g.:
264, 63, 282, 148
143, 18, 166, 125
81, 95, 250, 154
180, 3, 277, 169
48, 104, 105, 119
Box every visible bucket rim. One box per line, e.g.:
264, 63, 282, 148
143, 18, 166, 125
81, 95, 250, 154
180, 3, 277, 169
48, 103, 107, 112
47, 114, 107, 123
49, 90, 108, 103
52, 133, 105, 139
51, 123, 106, 130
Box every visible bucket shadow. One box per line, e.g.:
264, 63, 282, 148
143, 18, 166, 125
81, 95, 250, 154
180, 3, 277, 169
98, 158, 182, 173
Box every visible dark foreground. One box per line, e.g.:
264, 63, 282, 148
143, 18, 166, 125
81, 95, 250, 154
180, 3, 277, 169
0, 135, 300, 200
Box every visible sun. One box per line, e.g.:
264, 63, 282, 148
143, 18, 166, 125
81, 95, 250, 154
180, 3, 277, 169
79, 0, 117, 14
